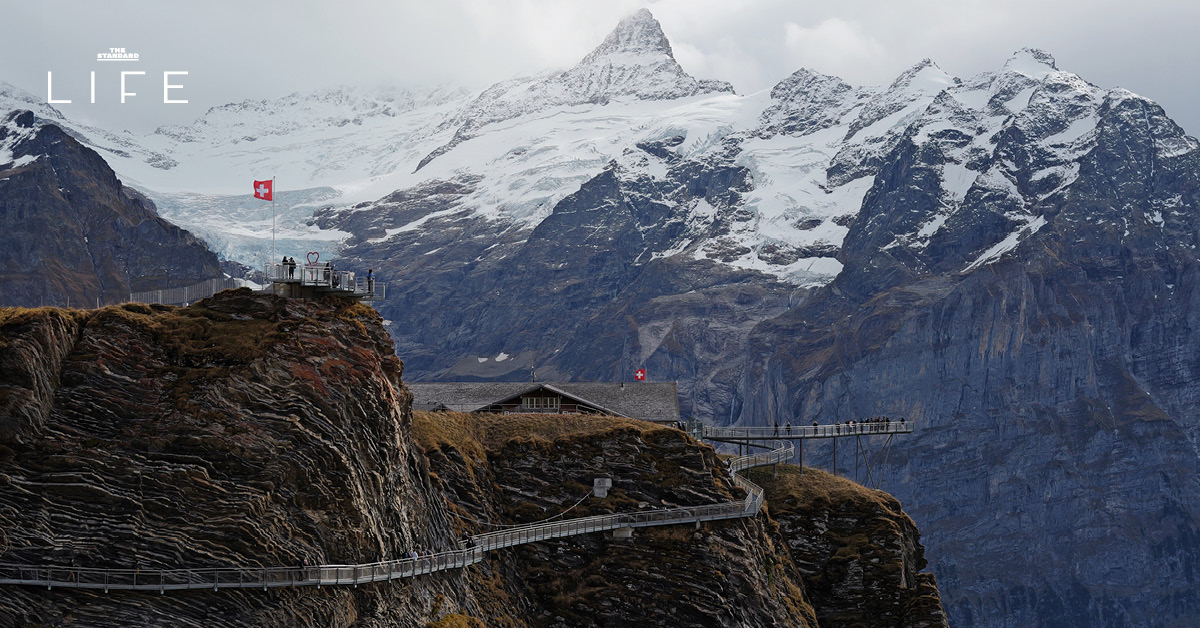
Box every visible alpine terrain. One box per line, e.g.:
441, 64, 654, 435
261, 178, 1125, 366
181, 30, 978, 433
1, 7, 1198, 628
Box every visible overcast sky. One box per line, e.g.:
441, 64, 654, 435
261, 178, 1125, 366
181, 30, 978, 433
3, 0, 1198, 135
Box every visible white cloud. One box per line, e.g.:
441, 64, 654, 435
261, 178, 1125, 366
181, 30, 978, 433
0, 0, 1197, 136
782, 18, 887, 81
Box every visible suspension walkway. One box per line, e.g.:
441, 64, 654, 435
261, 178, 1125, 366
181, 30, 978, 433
0, 441, 792, 593
697, 420, 913, 445
692, 420, 914, 490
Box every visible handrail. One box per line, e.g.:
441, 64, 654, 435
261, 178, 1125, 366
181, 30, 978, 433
129, 277, 244, 306
266, 263, 385, 299
698, 421, 913, 441
0, 440, 792, 592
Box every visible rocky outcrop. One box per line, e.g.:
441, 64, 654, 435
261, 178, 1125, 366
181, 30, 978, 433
0, 290, 466, 627
413, 412, 818, 628
753, 466, 950, 628
0, 110, 221, 308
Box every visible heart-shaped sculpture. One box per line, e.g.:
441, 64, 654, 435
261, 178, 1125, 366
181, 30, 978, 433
306, 251, 319, 265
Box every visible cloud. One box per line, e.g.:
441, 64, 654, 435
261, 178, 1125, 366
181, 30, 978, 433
782, 18, 887, 81
1, 0, 1198, 136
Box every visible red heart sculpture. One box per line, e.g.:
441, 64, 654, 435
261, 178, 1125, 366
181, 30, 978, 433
306, 251, 319, 265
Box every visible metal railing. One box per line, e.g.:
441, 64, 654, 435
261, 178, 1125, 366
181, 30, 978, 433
129, 278, 245, 306
0, 441, 792, 592
699, 420, 913, 442
267, 263, 385, 299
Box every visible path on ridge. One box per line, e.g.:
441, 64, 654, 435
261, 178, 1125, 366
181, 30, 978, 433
0, 436, 793, 592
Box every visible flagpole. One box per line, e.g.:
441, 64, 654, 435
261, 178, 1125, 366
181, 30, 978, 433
271, 176, 277, 293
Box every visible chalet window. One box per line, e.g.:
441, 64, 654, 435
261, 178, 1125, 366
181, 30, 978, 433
521, 396, 560, 409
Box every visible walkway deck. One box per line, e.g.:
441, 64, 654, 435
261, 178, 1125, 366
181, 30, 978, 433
698, 420, 912, 445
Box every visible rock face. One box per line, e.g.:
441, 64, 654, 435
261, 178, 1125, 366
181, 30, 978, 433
0, 290, 466, 627
0, 110, 221, 308
753, 466, 950, 628
414, 412, 817, 628
414, 412, 948, 628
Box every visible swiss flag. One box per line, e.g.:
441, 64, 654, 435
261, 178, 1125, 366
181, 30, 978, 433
634, 369, 646, 381
253, 179, 273, 201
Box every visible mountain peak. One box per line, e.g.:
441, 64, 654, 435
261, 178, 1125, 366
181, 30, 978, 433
1003, 48, 1058, 79
583, 8, 675, 63
888, 59, 958, 93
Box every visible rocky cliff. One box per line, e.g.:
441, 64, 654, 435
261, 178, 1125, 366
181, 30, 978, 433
0, 290, 946, 627
0, 290, 464, 627
413, 411, 948, 628
751, 466, 950, 628
0, 109, 221, 308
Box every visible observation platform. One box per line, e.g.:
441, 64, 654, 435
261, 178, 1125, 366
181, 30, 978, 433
695, 420, 912, 445
267, 262, 385, 302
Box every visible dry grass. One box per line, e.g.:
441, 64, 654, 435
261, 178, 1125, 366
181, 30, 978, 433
412, 410, 674, 454
0, 306, 83, 328
749, 464, 899, 515
426, 613, 487, 628
0, 306, 90, 350
94, 301, 286, 366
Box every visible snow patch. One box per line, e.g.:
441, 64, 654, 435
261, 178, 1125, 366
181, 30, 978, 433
941, 163, 977, 201
964, 215, 1047, 272
916, 213, 949, 239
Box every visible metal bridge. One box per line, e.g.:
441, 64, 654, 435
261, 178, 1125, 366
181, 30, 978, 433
0, 441, 792, 592
697, 420, 912, 444
692, 420, 913, 490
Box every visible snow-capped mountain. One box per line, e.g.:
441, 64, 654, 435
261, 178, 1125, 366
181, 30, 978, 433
414, 8, 734, 171
310, 21, 1200, 628
6, 9, 1200, 628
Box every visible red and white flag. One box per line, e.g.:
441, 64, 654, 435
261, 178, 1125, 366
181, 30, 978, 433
253, 179, 273, 201
634, 368, 646, 381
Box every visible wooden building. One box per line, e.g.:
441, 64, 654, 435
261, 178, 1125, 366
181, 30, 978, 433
407, 382, 680, 424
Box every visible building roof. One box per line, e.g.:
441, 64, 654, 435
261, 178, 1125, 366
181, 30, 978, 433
407, 381, 680, 422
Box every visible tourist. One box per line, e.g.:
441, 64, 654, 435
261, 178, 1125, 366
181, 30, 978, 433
367, 268, 374, 294
785, 421, 791, 436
